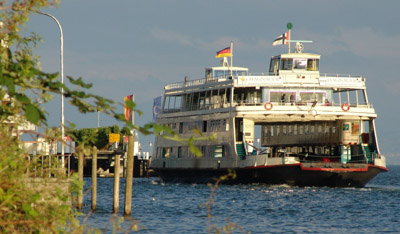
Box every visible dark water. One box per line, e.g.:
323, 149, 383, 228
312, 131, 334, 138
81, 166, 400, 233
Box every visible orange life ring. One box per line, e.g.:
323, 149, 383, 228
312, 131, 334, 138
341, 103, 350, 112
264, 102, 273, 110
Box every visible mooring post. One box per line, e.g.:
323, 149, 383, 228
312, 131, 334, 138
113, 152, 121, 213
91, 146, 97, 211
124, 135, 135, 215
77, 149, 84, 209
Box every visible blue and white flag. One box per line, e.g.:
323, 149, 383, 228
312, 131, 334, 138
153, 96, 162, 122
272, 31, 290, 46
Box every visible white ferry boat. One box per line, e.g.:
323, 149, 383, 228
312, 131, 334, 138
150, 32, 388, 187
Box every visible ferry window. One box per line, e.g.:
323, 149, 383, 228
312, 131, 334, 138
318, 125, 322, 134
162, 147, 172, 158
179, 122, 183, 134
192, 92, 200, 111
288, 125, 292, 136
299, 125, 303, 135
233, 70, 248, 76
310, 125, 315, 135
222, 119, 227, 131
305, 125, 309, 135
214, 70, 227, 77
201, 146, 206, 157
280, 58, 293, 70
270, 91, 294, 103
269, 58, 280, 74
299, 91, 326, 103
163, 96, 169, 111
325, 125, 330, 134
175, 96, 182, 111
219, 89, 226, 107
332, 126, 336, 134
270, 126, 274, 136
307, 59, 319, 71
294, 58, 307, 69
178, 147, 182, 158
214, 145, 224, 158
183, 93, 192, 111
294, 124, 298, 135
206, 69, 212, 78
276, 125, 280, 136
168, 96, 175, 111
205, 90, 212, 109
282, 125, 287, 135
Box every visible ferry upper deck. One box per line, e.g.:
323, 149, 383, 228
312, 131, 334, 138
160, 52, 375, 122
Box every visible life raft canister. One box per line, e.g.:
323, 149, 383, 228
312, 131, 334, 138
264, 102, 273, 110
341, 103, 350, 112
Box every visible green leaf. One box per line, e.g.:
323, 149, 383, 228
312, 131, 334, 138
25, 103, 40, 124
15, 94, 30, 103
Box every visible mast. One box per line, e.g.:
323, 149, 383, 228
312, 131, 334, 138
230, 41, 233, 77
287, 23, 292, 54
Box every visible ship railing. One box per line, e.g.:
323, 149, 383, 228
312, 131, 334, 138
320, 73, 363, 78
294, 153, 368, 164
164, 76, 231, 90
233, 100, 373, 109
160, 101, 373, 114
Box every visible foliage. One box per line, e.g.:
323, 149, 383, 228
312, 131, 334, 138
0, 0, 215, 232
69, 125, 124, 150
200, 171, 248, 234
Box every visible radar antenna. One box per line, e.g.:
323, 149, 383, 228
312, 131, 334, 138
220, 57, 229, 67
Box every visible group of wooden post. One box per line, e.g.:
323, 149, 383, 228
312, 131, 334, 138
77, 135, 135, 215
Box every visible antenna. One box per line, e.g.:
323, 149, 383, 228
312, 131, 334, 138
220, 57, 229, 67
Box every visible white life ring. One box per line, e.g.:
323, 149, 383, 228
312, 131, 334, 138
310, 109, 317, 116
341, 103, 350, 112
264, 102, 273, 110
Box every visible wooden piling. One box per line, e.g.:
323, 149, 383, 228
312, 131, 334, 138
124, 135, 134, 215
91, 146, 97, 211
113, 153, 121, 213
77, 149, 84, 209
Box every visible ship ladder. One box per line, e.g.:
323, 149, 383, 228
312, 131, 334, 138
362, 145, 374, 164
236, 142, 247, 160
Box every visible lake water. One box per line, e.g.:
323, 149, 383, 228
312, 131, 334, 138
81, 165, 400, 233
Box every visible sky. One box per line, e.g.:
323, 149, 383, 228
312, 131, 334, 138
24, 0, 400, 164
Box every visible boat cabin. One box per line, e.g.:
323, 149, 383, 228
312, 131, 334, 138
206, 58, 248, 79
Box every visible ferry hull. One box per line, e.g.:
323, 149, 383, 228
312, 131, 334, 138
153, 164, 387, 187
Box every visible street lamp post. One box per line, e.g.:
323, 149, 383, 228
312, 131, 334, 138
36, 11, 65, 169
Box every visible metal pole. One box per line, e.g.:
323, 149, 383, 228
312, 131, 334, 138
36, 11, 65, 168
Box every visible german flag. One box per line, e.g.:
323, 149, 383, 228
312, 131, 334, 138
124, 94, 134, 122
215, 46, 231, 58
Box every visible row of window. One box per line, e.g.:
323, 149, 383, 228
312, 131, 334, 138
262, 123, 337, 137
269, 57, 320, 74
157, 145, 226, 158
163, 87, 335, 113
162, 119, 228, 134
163, 88, 231, 113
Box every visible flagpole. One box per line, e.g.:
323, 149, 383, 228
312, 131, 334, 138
288, 29, 291, 54
230, 41, 233, 77
287, 23, 292, 54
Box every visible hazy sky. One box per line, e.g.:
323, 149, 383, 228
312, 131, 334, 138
25, 0, 400, 164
